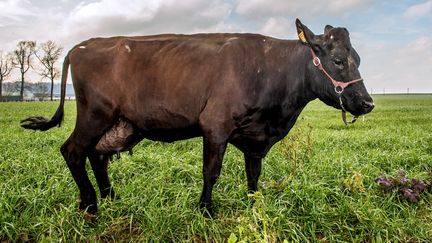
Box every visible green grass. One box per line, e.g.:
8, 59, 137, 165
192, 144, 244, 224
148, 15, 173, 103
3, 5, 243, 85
1, 94, 432, 242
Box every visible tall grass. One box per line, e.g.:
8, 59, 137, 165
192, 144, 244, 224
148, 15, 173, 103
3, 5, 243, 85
1, 94, 431, 241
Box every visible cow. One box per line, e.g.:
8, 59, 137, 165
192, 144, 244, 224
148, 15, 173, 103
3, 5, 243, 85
21, 19, 374, 216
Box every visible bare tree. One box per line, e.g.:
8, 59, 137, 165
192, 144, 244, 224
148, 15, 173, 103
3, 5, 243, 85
0, 51, 13, 101
34, 41, 63, 101
3, 82, 18, 96
13, 41, 36, 101
33, 82, 50, 101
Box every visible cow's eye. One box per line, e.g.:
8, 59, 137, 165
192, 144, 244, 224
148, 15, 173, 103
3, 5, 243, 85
333, 58, 343, 68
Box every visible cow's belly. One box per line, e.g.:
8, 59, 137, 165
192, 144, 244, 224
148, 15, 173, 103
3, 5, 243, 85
129, 110, 202, 142
140, 124, 202, 142
94, 117, 202, 156
229, 131, 281, 158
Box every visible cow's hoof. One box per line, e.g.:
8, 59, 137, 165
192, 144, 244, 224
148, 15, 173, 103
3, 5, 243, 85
84, 212, 97, 224
201, 207, 214, 218
199, 202, 214, 217
101, 187, 117, 200
248, 195, 256, 205
78, 206, 97, 224
79, 201, 97, 215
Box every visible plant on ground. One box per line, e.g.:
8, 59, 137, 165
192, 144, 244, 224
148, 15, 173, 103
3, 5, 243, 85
376, 169, 431, 202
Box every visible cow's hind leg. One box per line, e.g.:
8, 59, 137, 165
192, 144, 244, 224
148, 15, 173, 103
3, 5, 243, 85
61, 111, 116, 215
61, 136, 98, 214
88, 152, 115, 199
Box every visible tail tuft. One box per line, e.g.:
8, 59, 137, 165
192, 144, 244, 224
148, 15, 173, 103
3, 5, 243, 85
21, 106, 63, 131
20, 116, 57, 131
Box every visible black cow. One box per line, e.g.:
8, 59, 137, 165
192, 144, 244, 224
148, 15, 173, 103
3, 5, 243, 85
21, 19, 374, 215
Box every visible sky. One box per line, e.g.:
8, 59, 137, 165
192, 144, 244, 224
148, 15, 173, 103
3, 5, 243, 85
0, 0, 431, 93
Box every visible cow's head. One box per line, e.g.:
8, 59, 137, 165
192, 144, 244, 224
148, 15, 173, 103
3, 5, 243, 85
296, 19, 374, 117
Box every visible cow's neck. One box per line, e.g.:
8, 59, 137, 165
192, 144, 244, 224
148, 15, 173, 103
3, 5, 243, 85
228, 41, 319, 156
262, 41, 317, 112
253, 41, 317, 140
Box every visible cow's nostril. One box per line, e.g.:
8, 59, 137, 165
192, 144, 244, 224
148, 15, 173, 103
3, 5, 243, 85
362, 101, 375, 111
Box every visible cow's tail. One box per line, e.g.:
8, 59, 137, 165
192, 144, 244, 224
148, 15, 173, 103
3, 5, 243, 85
20, 51, 71, 131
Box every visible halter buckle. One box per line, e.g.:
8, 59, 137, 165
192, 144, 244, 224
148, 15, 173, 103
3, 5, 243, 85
335, 86, 344, 94
312, 56, 321, 67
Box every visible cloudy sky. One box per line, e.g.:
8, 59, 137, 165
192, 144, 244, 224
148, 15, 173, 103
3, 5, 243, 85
0, 0, 431, 93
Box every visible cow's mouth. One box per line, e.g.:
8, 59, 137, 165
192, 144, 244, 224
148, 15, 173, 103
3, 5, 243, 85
348, 100, 375, 116
339, 98, 374, 125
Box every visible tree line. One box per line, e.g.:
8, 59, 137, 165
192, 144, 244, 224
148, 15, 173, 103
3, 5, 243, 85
0, 40, 63, 101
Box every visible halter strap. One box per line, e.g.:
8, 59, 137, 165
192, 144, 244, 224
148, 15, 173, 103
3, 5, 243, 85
310, 49, 363, 125
310, 49, 363, 94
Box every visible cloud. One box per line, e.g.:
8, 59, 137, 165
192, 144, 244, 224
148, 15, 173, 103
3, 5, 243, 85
356, 35, 432, 93
258, 17, 295, 38
235, 0, 374, 19
403, 37, 432, 56
63, 0, 233, 44
0, 0, 36, 22
393, 37, 432, 74
0, 0, 64, 50
63, 0, 160, 39
234, 0, 376, 39
404, 0, 432, 19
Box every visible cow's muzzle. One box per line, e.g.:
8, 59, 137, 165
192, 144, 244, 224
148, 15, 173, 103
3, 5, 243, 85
361, 100, 375, 114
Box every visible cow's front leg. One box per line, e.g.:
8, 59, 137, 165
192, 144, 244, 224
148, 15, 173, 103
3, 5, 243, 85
199, 135, 228, 215
244, 155, 262, 194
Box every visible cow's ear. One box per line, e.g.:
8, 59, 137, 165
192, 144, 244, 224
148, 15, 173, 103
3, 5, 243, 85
324, 25, 334, 35
295, 19, 322, 52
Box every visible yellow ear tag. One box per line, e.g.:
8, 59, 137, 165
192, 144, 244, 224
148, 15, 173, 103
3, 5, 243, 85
298, 31, 308, 44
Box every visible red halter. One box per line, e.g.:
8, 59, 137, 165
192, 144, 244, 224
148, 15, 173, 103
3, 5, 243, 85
310, 49, 364, 125
310, 49, 363, 94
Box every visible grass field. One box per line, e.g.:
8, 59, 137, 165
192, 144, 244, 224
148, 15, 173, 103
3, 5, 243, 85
1, 94, 432, 242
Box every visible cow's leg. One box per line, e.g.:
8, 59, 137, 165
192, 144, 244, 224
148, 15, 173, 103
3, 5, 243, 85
61, 107, 116, 215
244, 155, 262, 193
199, 134, 228, 214
88, 152, 115, 199
198, 98, 235, 214
61, 136, 98, 214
